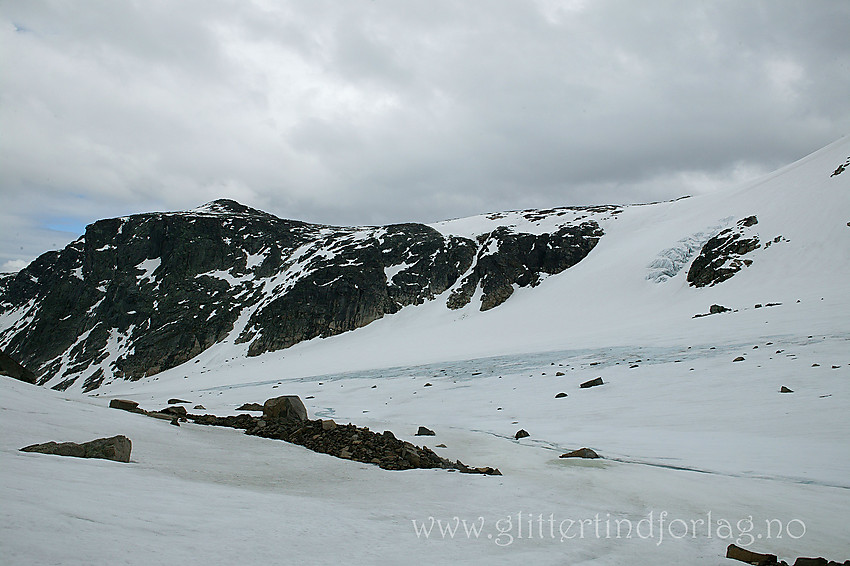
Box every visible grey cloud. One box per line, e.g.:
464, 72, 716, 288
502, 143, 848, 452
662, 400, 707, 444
1, 0, 848, 268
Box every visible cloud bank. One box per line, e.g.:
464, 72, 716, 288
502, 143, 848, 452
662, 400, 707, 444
1, 0, 848, 269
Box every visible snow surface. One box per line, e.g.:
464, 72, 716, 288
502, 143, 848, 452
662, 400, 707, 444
2, 138, 849, 564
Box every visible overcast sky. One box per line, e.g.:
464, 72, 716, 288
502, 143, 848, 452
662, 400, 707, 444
1, 1, 848, 272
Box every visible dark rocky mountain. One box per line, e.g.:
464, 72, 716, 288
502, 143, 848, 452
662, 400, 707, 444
0, 200, 609, 392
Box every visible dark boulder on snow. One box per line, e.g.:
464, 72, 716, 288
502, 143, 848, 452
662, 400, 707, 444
559, 448, 600, 459
236, 402, 264, 411
780, 386, 794, 393
0, 349, 37, 384
109, 399, 141, 412
159, 405, 188, 417
167, 398, 190, 404
20, 435, 132, 463
580, 377, 604, 388
725, 544, 778, 565
515, 429, 530, 440
263, 395, 308, 422
555, 392, 568, 398
415, 426, 436, 436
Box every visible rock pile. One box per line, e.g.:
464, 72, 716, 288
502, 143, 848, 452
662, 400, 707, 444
188, 396, 500, 475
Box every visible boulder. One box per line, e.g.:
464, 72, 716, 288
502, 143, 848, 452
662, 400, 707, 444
580, 377, 604, 388
515, 429, 530, 440
709, 304, 731, 314
733, 356, 746, 362
20, 435, 132, 463
559, 448, 600, 459
160, 405, 187, 417
416, 426, 436, 436
109, 399, 140, 412
726, 544, 777, 565
263, 395, 308, 422
193, 405, 206, 410
555, 392, 568, 398
236, 402, 264, 411
321, 419, 337, 431
167, 398, 190, 404
780, 386, 794, 393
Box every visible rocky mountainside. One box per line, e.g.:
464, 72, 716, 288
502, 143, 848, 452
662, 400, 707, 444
0, 200, 611, 391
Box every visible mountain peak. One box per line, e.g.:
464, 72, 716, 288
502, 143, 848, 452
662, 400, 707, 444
191, 199, 269, 217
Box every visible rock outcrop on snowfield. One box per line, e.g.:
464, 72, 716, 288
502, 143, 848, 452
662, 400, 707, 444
687, 215, 761, 287
0, 200, 609, 391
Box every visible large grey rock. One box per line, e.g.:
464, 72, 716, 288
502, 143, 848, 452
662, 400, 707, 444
725, 544, 777, 565
559, 448, 600, 459
20, 435, 132, 463
263, 395, 308, 422
109, 399, 140, 412
580, 377, 604, 388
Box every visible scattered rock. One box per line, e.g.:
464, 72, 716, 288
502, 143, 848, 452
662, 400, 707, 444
321, 419, 337, 431
194, 405, 206, 410
559, 448, 600, 459
733, 356, 746, 362
424, 382, 432, 387
832, 365, 841, 369
710, 304, 731, 314
109, 399, 141, 412
515, 429, 530, 440
555, 392, 568, 398
168, 398, 190, 404
436, 444, 447, 448
415, 426, 436, 436
726, 544, 777, 565
160, 405, 188, 417
555, 371, 565, 376
236, 402, 264, 411
263, 395, 308, 423
580, 377, 604, 388
780, 386, 794, 393
20, 435, 132, 463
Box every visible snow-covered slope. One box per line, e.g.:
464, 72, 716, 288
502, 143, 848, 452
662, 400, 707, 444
1, 138, 848, 565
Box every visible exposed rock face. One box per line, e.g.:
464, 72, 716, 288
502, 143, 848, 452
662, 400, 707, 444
446, 221, 605, 311
20, 435, 131, 463
0, 200, 612, 391
580, 377, 604, 388
688, 216, 760, 287
0, 349, 36, 384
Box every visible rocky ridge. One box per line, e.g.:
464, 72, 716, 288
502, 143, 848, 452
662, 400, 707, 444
0, 200, 612, 392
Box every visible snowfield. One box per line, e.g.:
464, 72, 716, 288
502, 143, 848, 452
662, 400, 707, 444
2, 138, 849, 564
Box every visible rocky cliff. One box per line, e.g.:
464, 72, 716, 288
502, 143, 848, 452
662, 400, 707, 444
0, 200, 609, 391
